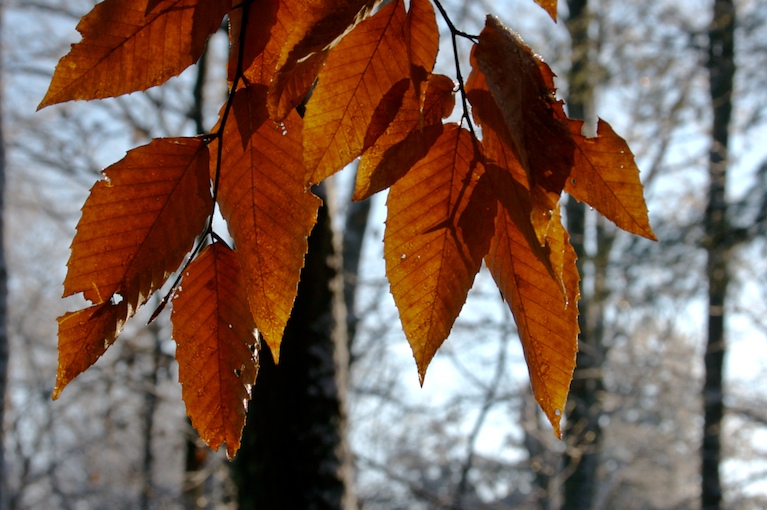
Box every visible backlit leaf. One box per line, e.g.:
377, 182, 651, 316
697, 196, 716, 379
213, 85, 320, 360
63, 137, 213, 314
268, 0, 379, 120
406, 0, 440, 104
53, 300, 129, 399
473, 16, 575, 243
172, 242, 258, 459
227, 0, 279, 85
534, 0, 558, 21
303, 0, 410, 184
484, 171, 578, 436
38, 0, 230, 108
385, 125, 495, 380
565, 120, 657, 240
354, 73, 455, 200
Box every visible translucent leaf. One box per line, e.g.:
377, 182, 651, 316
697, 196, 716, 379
534, 0, 558, 21
64, 137, 212, 313
565, 120, 657, 240
172, 243, 258, 459
354, 73, 455, 200
212, 85, 320, 360
385, 125, 495, 381
484, 174, 578, 437
267, 0, 379, 120
303, 0, 410, 183
54, 301, 129, 399
406, 0, 440, 104
473, 16, 575, 243
39, 0, 230, 108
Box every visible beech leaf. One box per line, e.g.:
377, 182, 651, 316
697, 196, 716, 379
172, 242, 258, 459
473, 16, 574, 243
565, 120, 657, 240
485, 180, 578, 437
385, 125, 495, 380
534, 0, 558, 21
54, 300, 129, 399
268, 0, 379, 120
38, 0, 231, 108
63, 137, 212, 314
355, 73, 455, 200
213, 85, 320, 361
303, 0, 410, 184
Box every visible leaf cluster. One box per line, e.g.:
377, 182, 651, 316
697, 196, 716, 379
39, 0, 655, 456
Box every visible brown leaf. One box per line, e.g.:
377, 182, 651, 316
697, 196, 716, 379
38, 0, 230, 108
303, 0, 411, 184
485, 182, 578, 437
171, 242, 258, 459
227, 0, 280, 85
473, 16, 575, 243
64, 137, 213, 315
534, 0, 558, 21
213, 85, 320, 360
354, 73, 455, 200
406, 0, 440, 103
53, 300, 129, 399
267, 0, 379, 120
565, 120, 657, 240
385, 125, 495, 381
467, 66, 561, 279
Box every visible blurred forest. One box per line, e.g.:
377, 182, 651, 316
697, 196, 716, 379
2, 0, 767, 508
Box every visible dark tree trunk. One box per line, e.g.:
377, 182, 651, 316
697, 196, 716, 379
702, 1, 735, 508
0, 5, 9, 506
561, 1, 608, 508
232, 189, 356, 510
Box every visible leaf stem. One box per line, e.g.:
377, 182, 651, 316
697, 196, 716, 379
149, 0, 253, 324
432, 0, 479, 140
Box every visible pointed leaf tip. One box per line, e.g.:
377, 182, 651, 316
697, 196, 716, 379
534, 0, 558, 21
172, 243, 258, 458
386, 125, 495, 377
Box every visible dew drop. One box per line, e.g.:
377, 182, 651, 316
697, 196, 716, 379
228, 324, 233, 329
401, 253, 406, 260
555, 408, 562, 416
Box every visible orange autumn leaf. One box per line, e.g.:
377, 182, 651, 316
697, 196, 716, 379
534, 0, 558, 21
406, 0, 440, 104
63, 138, 212, 312
473, 16, 574, 243
268, 0, 379, 120
484, 167, 578, 436
227, 0, 279, 85
171, 242, 258, 459
230, 0, 328, 112
213, 85, 320, 360
303, 0, 411, 184
385, 125, 495, 380
354, 73, 455, 200
38, 0, 231, 108
565, 119, 657, 240
54, 300, 129, 399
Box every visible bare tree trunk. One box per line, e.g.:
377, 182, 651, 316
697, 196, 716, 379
702, 1, 735, 508
562, 1, 608, 508
232, 184, 356, 510
0, 3, 9, 506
